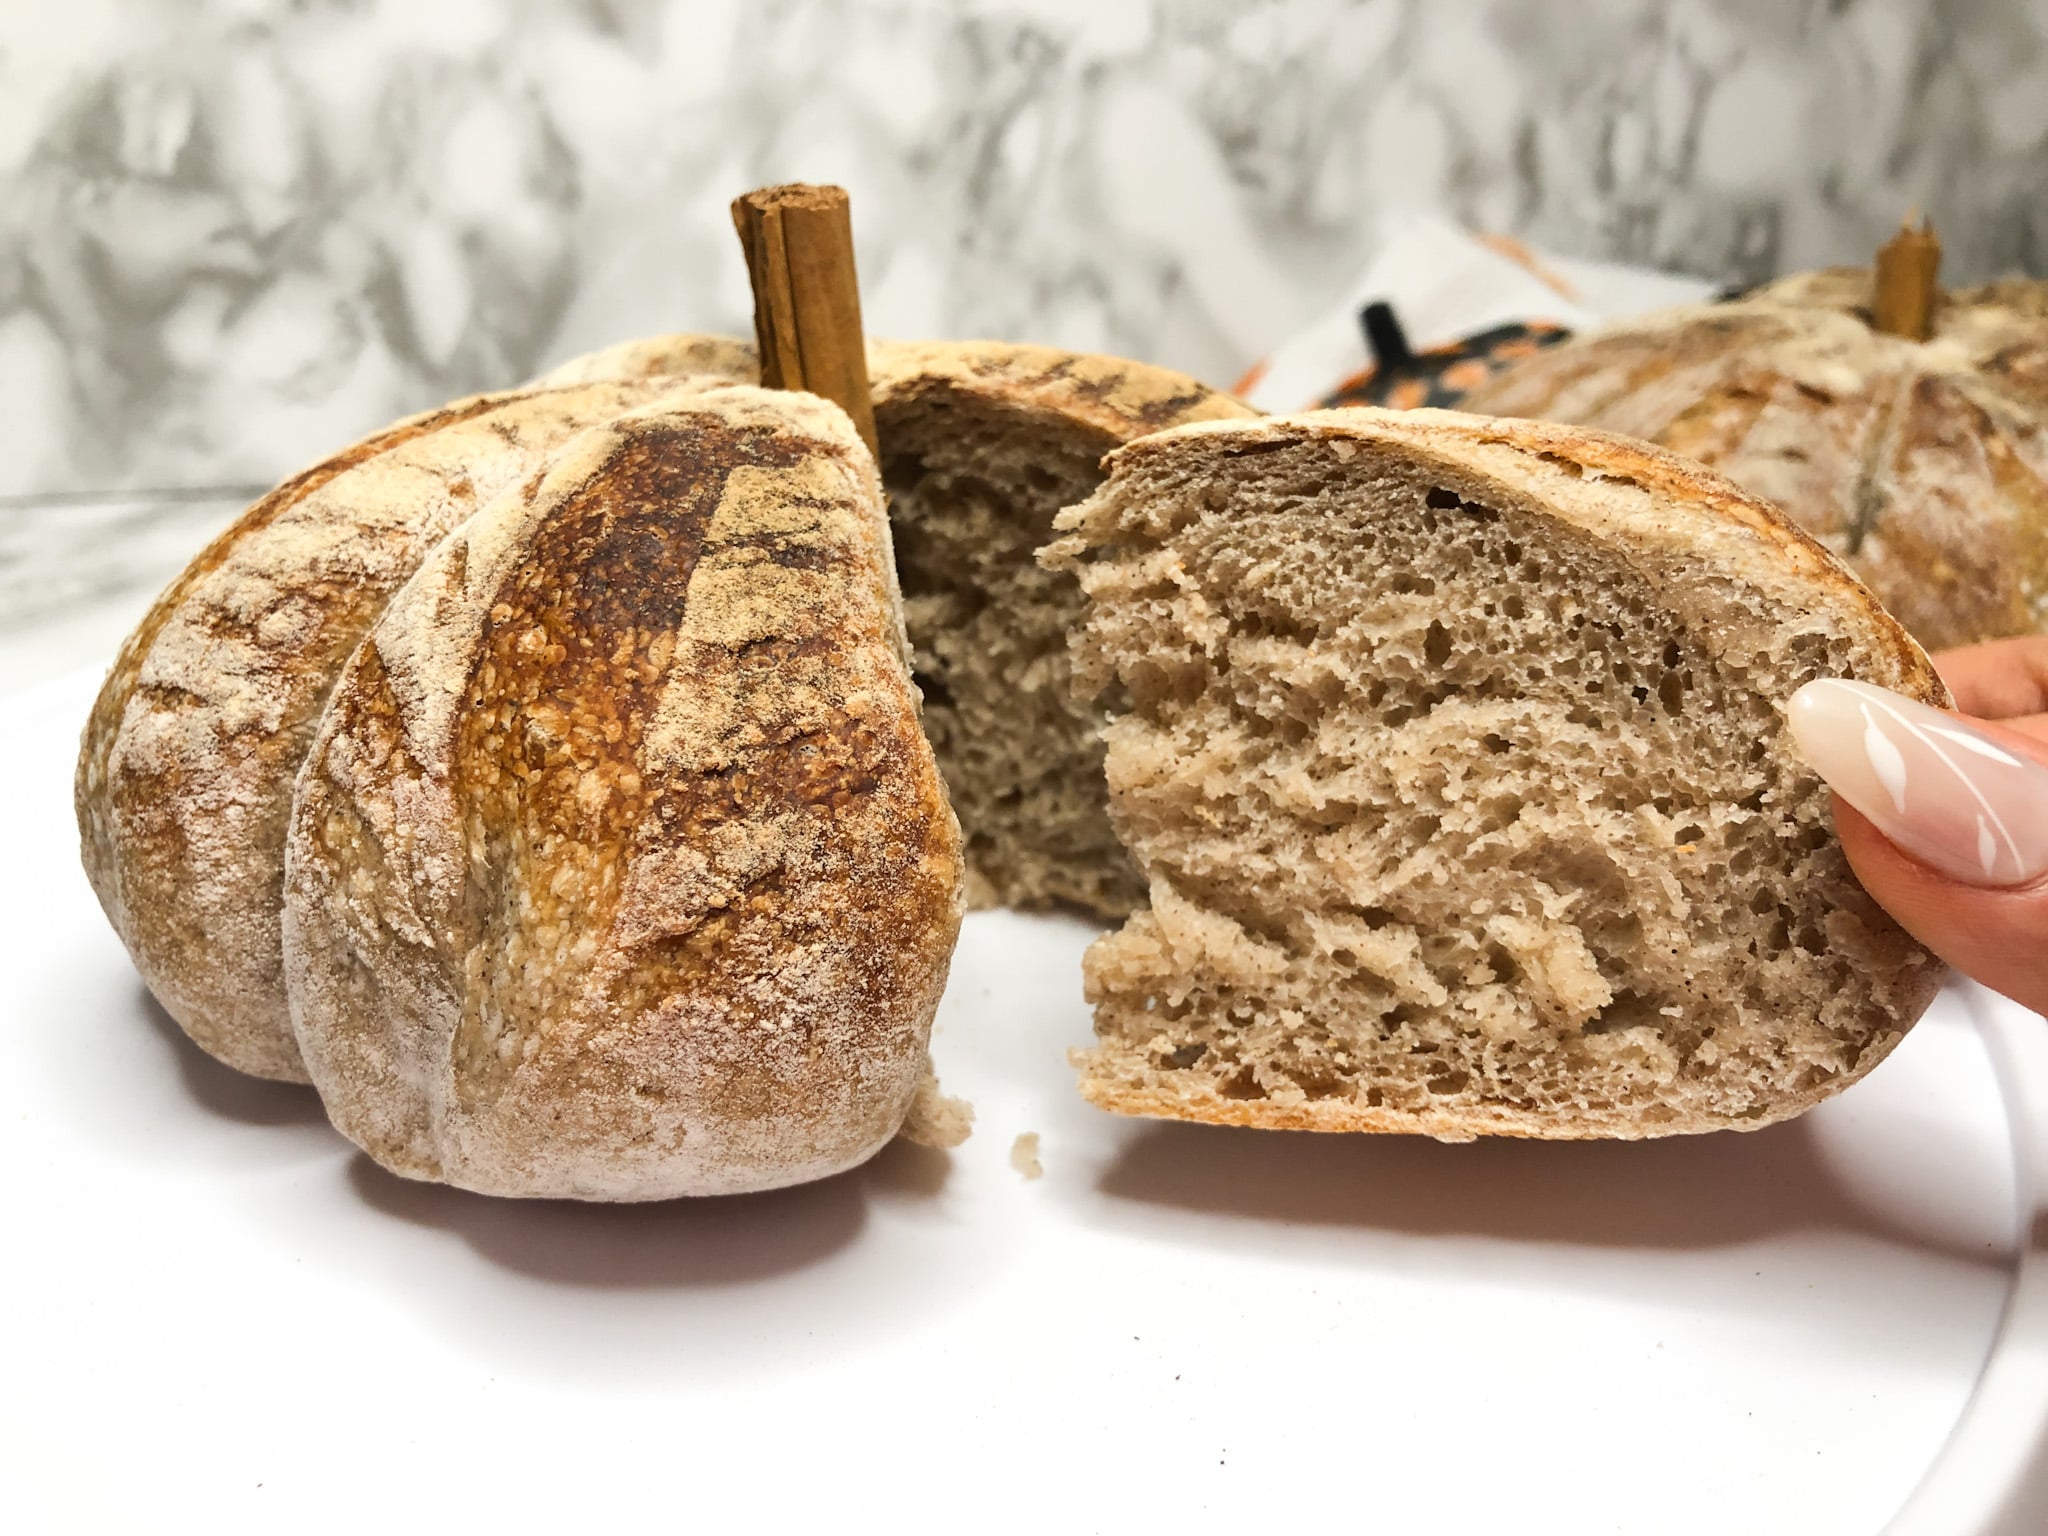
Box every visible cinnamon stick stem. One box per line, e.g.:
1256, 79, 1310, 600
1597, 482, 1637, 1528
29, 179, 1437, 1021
1871, 217, 1942, 341
730, 183, 879, 459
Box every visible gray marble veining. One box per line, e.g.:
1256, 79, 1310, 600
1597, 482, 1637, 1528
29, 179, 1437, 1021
4, 0, 2047, 504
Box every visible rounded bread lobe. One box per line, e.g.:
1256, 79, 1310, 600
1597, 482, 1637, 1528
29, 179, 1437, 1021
283, 386, 964, 1199
1463, 273, 2048, 649
75, 378, 707, 1081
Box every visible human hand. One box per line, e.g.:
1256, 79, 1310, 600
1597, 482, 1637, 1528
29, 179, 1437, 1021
1786, 636, 2048, 1018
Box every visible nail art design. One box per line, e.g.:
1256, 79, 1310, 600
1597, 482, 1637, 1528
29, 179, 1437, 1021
1785, 678, 2048, 888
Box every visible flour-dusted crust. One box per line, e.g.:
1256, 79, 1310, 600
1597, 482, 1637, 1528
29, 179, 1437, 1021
282, 386, 963, 1198
75, 378, 701, 1081
868, 338, 1253, 440
528, 334, 760, 389
1464, 273, 2048, 649
1052, 408, 1948, 1140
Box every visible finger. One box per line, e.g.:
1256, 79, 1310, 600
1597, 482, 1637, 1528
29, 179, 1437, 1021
1786, 678, 2048, 1017
1931, 635, 2048, 720
1832, 799, 2048, 1015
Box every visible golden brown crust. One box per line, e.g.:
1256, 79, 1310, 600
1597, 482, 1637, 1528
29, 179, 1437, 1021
1074, 1066, 1884, 1140
74, 383, 684, 1082
282, 386, 963, 1198
1464, 274, 2048, 648
75, 399, 487, 1076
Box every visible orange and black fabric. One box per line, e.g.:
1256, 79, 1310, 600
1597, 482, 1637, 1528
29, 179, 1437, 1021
1319, 302, 1574, 411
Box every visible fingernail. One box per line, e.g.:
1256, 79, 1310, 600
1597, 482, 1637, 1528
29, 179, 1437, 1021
1785, 678, 2048, 887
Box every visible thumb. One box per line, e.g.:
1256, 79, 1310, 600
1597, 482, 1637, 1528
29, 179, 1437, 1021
1785, 678, 2048, 1018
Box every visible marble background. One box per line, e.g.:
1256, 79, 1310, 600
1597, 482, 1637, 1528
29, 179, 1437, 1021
4, 0, 2048, 683
7, 0, 2048, 500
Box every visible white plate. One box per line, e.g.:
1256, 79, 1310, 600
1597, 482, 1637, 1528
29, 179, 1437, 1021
4, 669, 2044, 1536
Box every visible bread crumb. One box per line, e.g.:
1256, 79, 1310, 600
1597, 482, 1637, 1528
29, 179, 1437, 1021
899, 1066, 974, 1149
1009, 1131, 1043, 1180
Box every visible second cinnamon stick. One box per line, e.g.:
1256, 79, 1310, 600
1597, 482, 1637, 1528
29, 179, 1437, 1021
1871, 217, 1942, 341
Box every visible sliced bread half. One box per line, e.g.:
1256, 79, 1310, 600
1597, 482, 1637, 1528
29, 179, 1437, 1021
1043, 407, 1948, 1139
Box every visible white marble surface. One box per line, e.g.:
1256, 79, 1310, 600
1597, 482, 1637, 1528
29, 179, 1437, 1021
6, 0, 2048, 688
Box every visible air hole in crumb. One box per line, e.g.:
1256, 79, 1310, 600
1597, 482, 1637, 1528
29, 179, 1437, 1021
1425, 486, 1460, 509
1294, 1072, 1348, 1100
1424, 620, 1452, 666
1658, 671, 1685, 714
1426, 1069, 1471, 1096
1502, 593, 1525, 620
1662, 639, 1682, 668
1586, 990, 1663, 1035
1482, 732, 1512, 754
1218, 1069, 1263, 1101
1161, 1043, 1207, 1070
1674, 824, 1706, 845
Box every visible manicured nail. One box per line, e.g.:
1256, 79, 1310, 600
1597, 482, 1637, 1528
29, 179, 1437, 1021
1786, 678, 2048, 887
